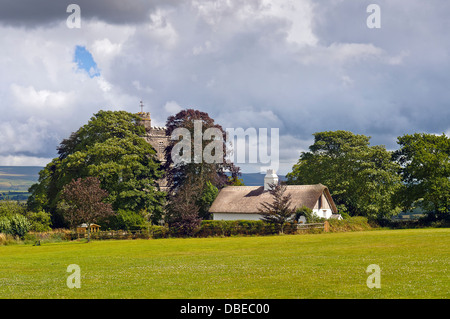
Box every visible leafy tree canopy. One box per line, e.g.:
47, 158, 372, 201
28, 110, 165, 227
286, 130, 402, 219
164, 108, 238, 191
393, 133, 450, 217
60, 177, 114, 242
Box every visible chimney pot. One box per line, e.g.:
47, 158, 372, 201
264, 169, 278, 191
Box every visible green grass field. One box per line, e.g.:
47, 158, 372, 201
0, 228, 448, 299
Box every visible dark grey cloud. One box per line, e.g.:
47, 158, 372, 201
102, 0, 450, 155
1, 0, 450, 172
0, 0, 178, 27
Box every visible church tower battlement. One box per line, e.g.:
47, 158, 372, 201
136, 102, 170, 163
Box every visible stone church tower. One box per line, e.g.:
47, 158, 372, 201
136, 103, 170, 190
136, 105, 170, 163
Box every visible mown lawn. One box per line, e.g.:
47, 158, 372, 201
0, 228, 448, 299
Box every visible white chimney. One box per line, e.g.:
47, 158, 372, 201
264, 169, 279, 191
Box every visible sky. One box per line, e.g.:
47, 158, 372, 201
0, 0, 449, 174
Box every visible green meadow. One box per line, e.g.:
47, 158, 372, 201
0, 228, 448, 299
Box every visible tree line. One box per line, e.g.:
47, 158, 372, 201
25, 110, 241, 238
286, 130, 450, 223
22, 110, 449, 238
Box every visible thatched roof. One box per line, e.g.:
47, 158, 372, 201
209, 184, 337, 214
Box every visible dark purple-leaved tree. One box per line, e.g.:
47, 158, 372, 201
163, 109, 240, 229
60, 177, 114, 242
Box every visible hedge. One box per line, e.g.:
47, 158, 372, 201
327, 216, 373, 232
194, 220, 298, 237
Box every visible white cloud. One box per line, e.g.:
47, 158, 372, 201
10, 84, 74, 110
0, 155, 52, 167
164, 101, 182, 114
0, 0, 449, 173
261, 0, 317, 46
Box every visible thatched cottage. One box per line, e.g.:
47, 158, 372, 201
209, 170, 341, 221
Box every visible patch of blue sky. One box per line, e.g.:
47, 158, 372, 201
73, 45, 100, 77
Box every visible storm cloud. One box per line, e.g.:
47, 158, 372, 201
0, 0, 449, 173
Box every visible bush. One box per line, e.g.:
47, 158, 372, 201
295, 206, 324, 223
149, 225, 169, 239
327, 216, 372, 232
0, 200, 27, 218
0, 214, 32, 238
0, 216, 12, 234
9, 214, 31, 238
0, 201, 51, 233
26, 210, 52, 232
195, 220, 297, 238
106, 209, 148, 231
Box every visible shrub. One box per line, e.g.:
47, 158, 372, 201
149, 225, 169, 239
0, 201, 50, 233
26, 210, 52, 232
0, 216, 12, 234
0, 200, 27, 218
295, 206, 323, 223
195, 220, 296, 238
327, 216, 372, 232
107, 209, 148, 231
9, 214, 31, 238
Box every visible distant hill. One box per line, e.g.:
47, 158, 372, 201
0, 166, 42, 199
239, 173, 286, 186
0, 166, 41, 181
0, 167, 285, 200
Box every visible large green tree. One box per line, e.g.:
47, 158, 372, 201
393, 133, 450, 218
28, 110, 166, 227
286, 131, 402, 219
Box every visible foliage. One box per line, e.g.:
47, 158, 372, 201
0, 201, 48, 234
294, 205, 322, 224
106, 209, 148, 231
197, 181, 219, 219
164, 109, 237, 191
163, 109, 239, 221
59, 177, 114, 242
149, 225, 170, 239
258, 183, 296, 234
327, 216, 373, 232
8, 214, 31, 238
196, 220, 297, 237
286, 130, 402, 219
228, 176, 245, 186
27, 110, 166, 227
227, 165, 245, 186
25, 210, 52, 232
165, 181, 202, 237
163, 109, 241, 232
0, 200, 27, 218
0, 216, 11, 234
393, 133, 450, 218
